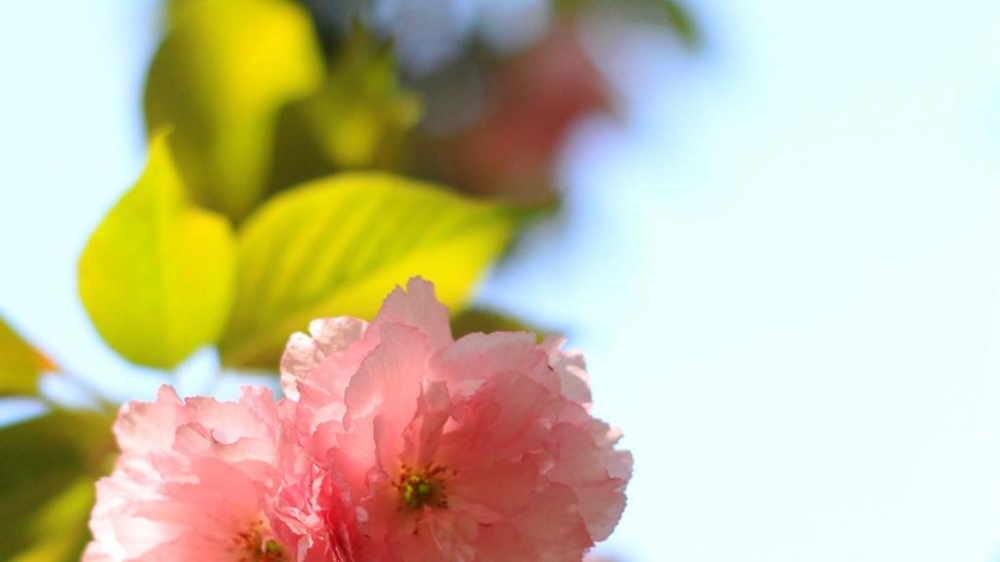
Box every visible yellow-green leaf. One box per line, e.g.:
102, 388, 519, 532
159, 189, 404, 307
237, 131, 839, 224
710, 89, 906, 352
0, 317, 54, 397
219, 172, 516, 368
79, 135, 236, 368
2, 410, 115, 562
145, 0, 324, 222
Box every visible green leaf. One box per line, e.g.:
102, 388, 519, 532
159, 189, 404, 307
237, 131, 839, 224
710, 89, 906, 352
301, 24, 421, 169
268, 22, 421, 190
79, 134, 237, 368
164, 0, 226, 26
555, 0, 698, 46
219, 172, 516, 368
0, 317, 54, 397
10, 478, 97, 562
451, 307, 546, 340
1, 410, 115, 562
659, 0, 699, 46
145, 0, 324, 222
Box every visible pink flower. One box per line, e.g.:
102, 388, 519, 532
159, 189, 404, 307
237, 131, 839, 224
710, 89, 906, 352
84, 386, 351, 562
85, 278, 631, 561
281, 278, 632, 561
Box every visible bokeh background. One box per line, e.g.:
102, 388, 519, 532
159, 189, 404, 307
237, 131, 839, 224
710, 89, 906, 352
3, 1, 1000, 560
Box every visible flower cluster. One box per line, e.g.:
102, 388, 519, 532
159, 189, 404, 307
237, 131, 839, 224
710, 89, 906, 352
84, 278, 632, 561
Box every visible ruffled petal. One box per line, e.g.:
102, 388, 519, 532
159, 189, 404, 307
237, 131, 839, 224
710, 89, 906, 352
367, 277, 453, 351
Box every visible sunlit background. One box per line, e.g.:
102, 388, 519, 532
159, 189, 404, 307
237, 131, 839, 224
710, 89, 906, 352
3, 1, 1000, 560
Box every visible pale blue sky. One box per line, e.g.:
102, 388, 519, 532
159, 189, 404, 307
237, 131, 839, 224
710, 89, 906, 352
2, 1, 1000, 561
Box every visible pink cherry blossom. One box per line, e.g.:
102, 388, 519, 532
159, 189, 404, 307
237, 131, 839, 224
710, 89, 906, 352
281, 277, 633, 561
85, 277, 630, 561
83, 386, 351, 562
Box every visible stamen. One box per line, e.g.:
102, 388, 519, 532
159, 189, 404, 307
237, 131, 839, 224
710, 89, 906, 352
227, 520, 287, 562
394, 463, 450, 510
260, 539, 286, 562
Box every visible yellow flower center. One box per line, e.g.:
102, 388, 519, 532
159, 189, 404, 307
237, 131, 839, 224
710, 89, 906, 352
395, 463, 450, 510
229, 520, 287, 562
259, 540, 286, 562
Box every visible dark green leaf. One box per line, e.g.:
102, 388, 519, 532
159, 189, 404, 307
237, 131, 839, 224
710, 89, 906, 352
1, 410, 115, 562
660, 0, 699, 46
451, 307, 547, 340
555, 0, 699, 46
